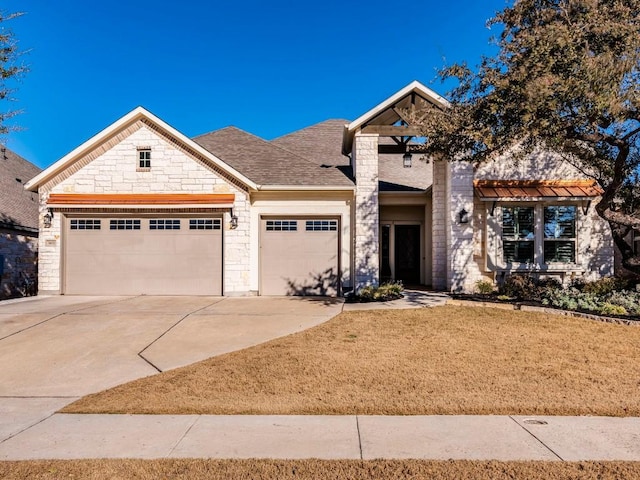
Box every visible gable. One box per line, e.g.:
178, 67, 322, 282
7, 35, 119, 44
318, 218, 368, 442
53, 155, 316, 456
47, 123, 246, 197
26, 107, 257, 194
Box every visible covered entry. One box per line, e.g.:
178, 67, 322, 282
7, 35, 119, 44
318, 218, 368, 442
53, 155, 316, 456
260, 217, 340, 296
64, 215, 223, 295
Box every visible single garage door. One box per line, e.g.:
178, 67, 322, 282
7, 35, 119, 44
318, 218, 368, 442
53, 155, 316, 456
260, 217, 339, 296
64, 216, 222, 295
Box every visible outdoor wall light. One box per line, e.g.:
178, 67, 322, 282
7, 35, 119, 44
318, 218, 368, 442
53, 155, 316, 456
403, 152, 412, 168
458, 208, 469, 224
43, 209, 53, 228
229, 209, 239, 230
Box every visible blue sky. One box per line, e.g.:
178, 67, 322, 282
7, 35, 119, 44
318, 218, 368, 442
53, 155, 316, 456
4, 0, 507, 168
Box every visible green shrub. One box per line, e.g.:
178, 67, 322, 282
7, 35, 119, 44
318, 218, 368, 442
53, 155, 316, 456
475, 280, 495, 295
582, 277, 631, 296
599, 303, 628, 316
352, 282, 403, 303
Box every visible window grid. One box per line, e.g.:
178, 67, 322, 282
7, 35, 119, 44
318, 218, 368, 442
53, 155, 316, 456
543, 206, 576, 263
150, 219, 181, 230
501, 206, 535, 264
138, 149, 151, 169
110, 219, 141, 230
305, 220, 337, 231
70, 219, 101, 230
265, 220, 297, 231
189, 219, 221, 230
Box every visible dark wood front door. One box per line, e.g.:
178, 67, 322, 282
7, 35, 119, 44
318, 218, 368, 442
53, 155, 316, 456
394, 225, 421, 284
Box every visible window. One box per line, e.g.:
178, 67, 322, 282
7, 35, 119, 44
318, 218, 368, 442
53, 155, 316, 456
137, 148, 151, 169
544, 206, 576, 263
150, 219, 180, 230
189, 219, 221, 230
501, 206, 535, 263
305, 220, 337, 231
110, 219, 140, 230
265, 220, 297, 231
70, 219, 101, 230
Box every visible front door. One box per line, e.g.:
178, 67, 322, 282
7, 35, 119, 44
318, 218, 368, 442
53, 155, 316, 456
394, 225, 421, 285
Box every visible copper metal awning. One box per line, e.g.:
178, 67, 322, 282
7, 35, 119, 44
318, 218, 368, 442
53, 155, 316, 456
474, 180, 603, 200
47, 193, 235, 208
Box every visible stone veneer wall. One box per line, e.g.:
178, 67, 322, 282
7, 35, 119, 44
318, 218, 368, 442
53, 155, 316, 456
448, 161, 483, 291
0, 228, 38, 299
432, 160, 482, 292
352, 133, 379, 289
431, 160, 447, 290
38, 123, 251, 295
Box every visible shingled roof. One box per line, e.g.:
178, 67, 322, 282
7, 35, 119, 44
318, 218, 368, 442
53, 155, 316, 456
193, 126, 353, 187
271, 119, 351, 168
0, 147, 40, 232
273, 120, 432, 192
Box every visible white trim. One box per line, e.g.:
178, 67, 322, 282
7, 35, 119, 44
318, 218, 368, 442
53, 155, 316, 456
342, 81, 450, 154
25, 107, 258, 192
257, 185, 355, 191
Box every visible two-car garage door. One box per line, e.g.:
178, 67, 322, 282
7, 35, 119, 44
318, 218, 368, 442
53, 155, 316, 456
64, 216, 222, 295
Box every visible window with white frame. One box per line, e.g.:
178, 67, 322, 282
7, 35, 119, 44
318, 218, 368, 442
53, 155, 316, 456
543, 206, 576, 263
501, 206, 535, 264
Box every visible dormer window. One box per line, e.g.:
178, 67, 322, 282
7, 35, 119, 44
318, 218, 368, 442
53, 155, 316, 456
137, 147, 151, 170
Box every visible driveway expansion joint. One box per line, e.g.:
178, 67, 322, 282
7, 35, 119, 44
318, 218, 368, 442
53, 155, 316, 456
508, 415, 564, 461
137, 299, 226, 372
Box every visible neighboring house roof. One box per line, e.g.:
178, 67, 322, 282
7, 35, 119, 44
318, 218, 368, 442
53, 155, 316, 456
0, 147, 40, 232
194, 126, 354, 188
25, 107, 259, 192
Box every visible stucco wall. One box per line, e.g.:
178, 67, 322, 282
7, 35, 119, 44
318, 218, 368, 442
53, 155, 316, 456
38, 122, 251, 294
0, 228, 38, 299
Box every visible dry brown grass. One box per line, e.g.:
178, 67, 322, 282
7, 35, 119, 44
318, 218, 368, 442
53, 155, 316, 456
63, 306, 640, 416
2, 459, 640, 480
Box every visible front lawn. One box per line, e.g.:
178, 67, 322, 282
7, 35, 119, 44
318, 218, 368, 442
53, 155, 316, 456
2, 459, 640, 480
63, 305, 640, 416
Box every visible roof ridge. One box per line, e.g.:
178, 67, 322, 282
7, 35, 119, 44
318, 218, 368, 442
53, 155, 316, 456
201, 124, 337, 172
271, 119, 350, 142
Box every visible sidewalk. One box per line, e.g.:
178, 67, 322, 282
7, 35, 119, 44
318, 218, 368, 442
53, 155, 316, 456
1, 413, 640, 461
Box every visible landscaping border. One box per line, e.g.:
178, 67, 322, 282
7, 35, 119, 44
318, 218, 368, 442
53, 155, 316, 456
446, 299, 640, 326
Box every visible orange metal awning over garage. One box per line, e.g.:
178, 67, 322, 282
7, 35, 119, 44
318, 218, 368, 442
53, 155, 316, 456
474, 180, 603, 200
47, 193, 235, 209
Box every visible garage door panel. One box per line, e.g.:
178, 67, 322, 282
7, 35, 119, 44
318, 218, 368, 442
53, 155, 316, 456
260, 218, 339, 296
64, 216, 222, 295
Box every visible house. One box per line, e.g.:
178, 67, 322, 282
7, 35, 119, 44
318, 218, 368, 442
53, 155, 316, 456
25, 81, 614, 296
0, 147, 40, 299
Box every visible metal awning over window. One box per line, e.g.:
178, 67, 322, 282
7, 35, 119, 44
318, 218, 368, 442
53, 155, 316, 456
474, 180, 603, 201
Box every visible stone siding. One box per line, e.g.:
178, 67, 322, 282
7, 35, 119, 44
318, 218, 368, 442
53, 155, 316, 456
39, 123, 251, 295
0, 228, 38, 299
353, 133, 379, 289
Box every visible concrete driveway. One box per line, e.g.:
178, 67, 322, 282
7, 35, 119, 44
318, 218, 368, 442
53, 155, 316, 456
0, 295, 343, 441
